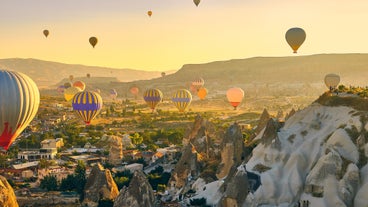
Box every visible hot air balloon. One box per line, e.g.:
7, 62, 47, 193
94, 88, 101, 94
143, 88, 163, 112
110, 89, 118, 100
130, 86, 139, 97
43, 30, 49, 38
72, 91, 103, 125
161, 72, 166, 77
69, 75, 74, 82
192, 77, 204, 92
87, 73, 91, 78
147, 10, 153, 17
172, 89, 192, 112
226, 87, 244, 110
0, 70, 40, 150
324, 74, 340, 91
64, 87, 82, 102
57, 85, 66, 94
89, 36, 98, 48
73, 81, 86, 91
285, 27, 306, 53
197, 87, 208, 100
193, 0, 201, 7
64, 82, 72, 89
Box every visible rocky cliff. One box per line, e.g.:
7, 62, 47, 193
216, 123, 244, 179
113, 170, 155, 207
0, 176, 18, 207
83, 163, 119, 207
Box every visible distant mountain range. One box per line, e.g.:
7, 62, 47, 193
2, 54, 368, 96
0, 58, 172, 88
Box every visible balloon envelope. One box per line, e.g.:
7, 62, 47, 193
143, 89, 163, 111
57, 85, 66, 94
69, 75, 74, 82
285, 27, 306, 53
226, 87, 244, 109
324, 74, 340, 90
72, 91, 103, 125
43, 30, 49, 38
172, 89, 192, 112
193, 0, 200, 6
0, 70, 40, 150
192, 77, 205, 91
147, 10, 152, 17
89, 36, 98, 48
73, 81, 86, 91
197, 87, 208, 100
129, 86, 139, 96
64, 82, 72, 89
64, 87, 82, 102
110, 89, 118, 100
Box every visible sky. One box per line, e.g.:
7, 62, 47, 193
1, 0, 368, 71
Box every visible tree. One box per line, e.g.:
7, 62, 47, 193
131, 132, 143, 145
75, 161, 87, 200
59, 174, 76, 191
40, 175, 58, 191
39, 158, 51, 169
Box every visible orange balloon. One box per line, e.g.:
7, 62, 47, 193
226, 87, 244, 110
197, 87, 208, 100
147, 11, 153, 17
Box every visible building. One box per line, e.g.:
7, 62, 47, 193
112, 163, 143, 173
41, 138, 64, 149
37, 166, 74, 183
18, 148, 57, 160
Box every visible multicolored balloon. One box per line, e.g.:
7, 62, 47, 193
191, 77, 204, 92
72, 91, 103, 125
110, 89, 118, 100
324, 74, 340, 91
226, 87, 244, 110
172, 89, 192, 112
143, 88, 163, 112
285, 27, 306, 53
64, 87, 82, 102
57, 85, 66, 94
197, 87, 208, 100
0, 70, 40, 150
73, 81, 86, 91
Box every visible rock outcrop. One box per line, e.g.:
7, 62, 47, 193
170, 114, 217, 189
255, 108, 271, 134
83, 163, 119, 207
216, 123, 244, 179
260, 118, 282, 149
218, 165, 249, 207
108, 135, 123, 165
113, 170, 155, 207
0, 176, 18, 207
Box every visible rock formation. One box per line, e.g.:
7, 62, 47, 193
260, 118, 282, 149
0, 176, 18, 207
170, 114, 217, 189
113, 170, 155, 207
216, 123, 244, 179
108, 135, 123, 165
255, 108, 271, 134
83, 163, 119, 207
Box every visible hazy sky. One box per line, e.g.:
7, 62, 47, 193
1, 0, 368, 71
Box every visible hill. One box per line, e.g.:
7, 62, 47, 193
0, 58, 170, 88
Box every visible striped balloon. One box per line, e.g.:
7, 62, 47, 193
143, 88, 163, 111
0, 70, 40, 150
172, 89, 192, 112
72, 91, 103, 125
191, 77, 204, 92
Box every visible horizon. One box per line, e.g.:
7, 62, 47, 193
1, 0, 368, 71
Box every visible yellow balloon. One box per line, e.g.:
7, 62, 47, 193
147, 10, 152, 17
324, 74, 340, 90
64, 87, 82, 102
285, 27, 306, 53
193, 0, 201, 7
